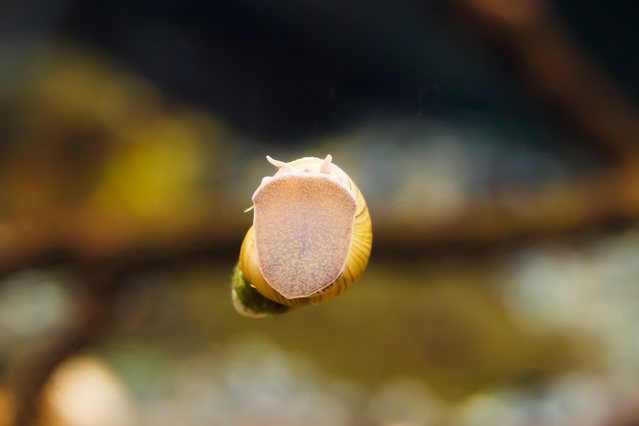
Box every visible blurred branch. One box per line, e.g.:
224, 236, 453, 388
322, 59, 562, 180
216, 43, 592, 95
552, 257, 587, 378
0, 205, 244, 425
375, 162, 639, 250
0, 204, 244, 277
8, 263, 118, 426
2, 162, 639, 271
445, 0, 639, 163
375, 0, 639, 249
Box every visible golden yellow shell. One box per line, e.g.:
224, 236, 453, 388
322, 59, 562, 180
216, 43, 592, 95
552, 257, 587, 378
239, 155, 372, 307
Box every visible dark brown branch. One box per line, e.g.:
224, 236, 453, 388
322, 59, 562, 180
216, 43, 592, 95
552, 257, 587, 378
374, 164, 639, 251
2, 164, 639, 272
8, 263, 120, 426
445, 0, 639, 163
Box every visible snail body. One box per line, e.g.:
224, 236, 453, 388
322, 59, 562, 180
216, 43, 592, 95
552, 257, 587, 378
233, 155, 372, 315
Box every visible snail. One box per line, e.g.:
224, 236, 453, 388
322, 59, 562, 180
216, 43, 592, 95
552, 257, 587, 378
232, 155, 372, 317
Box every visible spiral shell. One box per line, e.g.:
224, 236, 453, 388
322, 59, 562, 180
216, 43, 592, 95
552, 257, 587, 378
234, 155, 372, 313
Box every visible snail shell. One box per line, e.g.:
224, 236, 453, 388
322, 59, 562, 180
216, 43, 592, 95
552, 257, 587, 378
238, 155, 372, 307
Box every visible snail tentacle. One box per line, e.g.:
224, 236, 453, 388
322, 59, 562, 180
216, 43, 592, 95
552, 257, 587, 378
319, 154, 332, 174
266, 155, 296, 172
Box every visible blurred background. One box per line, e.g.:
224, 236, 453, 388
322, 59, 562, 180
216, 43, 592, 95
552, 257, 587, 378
1, 0, 639, 425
